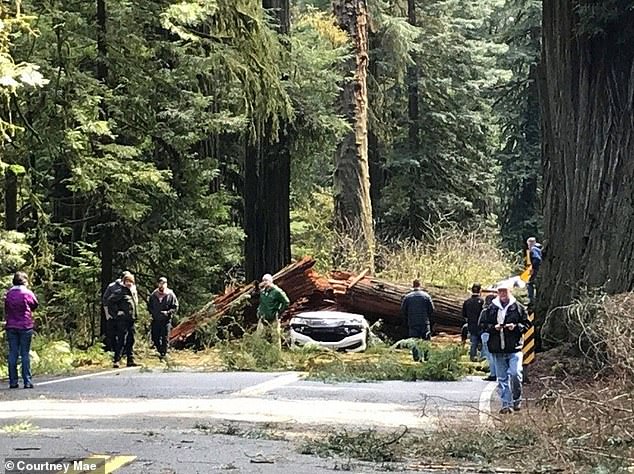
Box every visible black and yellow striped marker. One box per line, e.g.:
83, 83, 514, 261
522, 311, 536, 365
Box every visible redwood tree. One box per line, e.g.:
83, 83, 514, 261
333, 0, 375, 271
540, 1, 634, 325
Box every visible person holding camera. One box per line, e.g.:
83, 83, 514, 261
479, 283, 531, 414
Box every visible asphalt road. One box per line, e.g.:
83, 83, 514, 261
0, 369, 496, 473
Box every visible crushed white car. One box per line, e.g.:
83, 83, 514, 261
288, 310, 370, 352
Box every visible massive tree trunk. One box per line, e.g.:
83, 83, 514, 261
539, 2, 634, 337
244, 0, 291, 282
332, 0, 375, 271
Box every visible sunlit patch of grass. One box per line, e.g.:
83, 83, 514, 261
376, 227, 516, 289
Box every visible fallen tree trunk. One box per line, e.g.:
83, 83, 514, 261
170, 257, 467, 345
332, 274, 464, 337
169, 256, 325, 344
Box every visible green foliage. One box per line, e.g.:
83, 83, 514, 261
43, 243, 100, 341
24, 338, 109, 376
300, 428, 407, 463
218, 331, 283, 371
308, 344, 466, 382
291, 189, 335, 271
289, 9, 349, 205
0, 230, 30, 282
0, 1, 48, 141
493, 0, 542, 249
370, 0, 510, 237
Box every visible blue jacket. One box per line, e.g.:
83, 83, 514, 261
401, 289, 434, 328
530, 246, 542, 273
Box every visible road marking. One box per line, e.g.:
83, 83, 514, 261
478, 381, 497, 426
37, 367, 140, 386
104, 455, 137, 473
53, 455, 136, 473
233, 372, 306, 396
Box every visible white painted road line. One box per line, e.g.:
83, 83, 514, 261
37, 367, 140, 386
478, 381, 497, 426
233, 372, 305, 397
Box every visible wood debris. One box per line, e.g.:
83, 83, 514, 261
170, 256, 467, 345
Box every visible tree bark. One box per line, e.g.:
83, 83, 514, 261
332, 0, 375, 271
540, 1, 634, 340
244, 0, 292, 282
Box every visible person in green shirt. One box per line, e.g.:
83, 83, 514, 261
256, 273, 290, 349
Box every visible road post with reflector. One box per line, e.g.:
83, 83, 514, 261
520, 248, 536, 382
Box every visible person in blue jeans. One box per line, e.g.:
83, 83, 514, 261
4, 272, 39, 389
479, 284, 531, 414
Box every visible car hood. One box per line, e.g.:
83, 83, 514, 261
290, 311, 367, 327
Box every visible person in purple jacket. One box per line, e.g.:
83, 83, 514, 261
4, 272, 38, 389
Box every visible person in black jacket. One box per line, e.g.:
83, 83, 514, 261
106, 273, 138, 368
479, 284, 531, 414
147, 276, 179, 360
462, 283, 484, 362
478, 293, 497, 381
401, 279, 435, 361
101, 271, 133, 351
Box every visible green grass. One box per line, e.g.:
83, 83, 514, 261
376, 227, 516, 289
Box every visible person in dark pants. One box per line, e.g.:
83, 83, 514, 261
400, 279, 435, 361
462, 283, 484, 362
147, 276, 179, 360
479, 293, 497, 381
102, 271, 133, 352
4, 272, 38, 389
526, 237, 542, 305
106, 273, 138, 368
